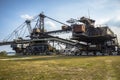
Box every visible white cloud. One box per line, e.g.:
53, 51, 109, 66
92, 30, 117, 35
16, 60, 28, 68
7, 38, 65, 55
20, 14, 33, 20
104, 16, 120, 27
110, 26, 120, 43
96, 18, 110, 25
96, 16, 120, 43
45, 21, 56, 28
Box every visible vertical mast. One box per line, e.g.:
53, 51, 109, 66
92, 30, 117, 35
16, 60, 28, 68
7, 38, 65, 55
39, 12, 45, 32
25, 20, 32, 34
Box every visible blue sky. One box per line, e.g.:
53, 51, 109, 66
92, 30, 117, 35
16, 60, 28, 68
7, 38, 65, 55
0, 0, 120, 51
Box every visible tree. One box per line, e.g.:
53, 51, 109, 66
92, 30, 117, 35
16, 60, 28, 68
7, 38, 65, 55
0, 51, 7, 56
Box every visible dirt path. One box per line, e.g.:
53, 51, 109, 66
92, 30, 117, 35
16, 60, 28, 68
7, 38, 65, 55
0, 57, 36, 60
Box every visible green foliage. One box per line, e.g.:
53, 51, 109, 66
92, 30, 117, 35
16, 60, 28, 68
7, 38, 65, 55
0, 51, 7, 56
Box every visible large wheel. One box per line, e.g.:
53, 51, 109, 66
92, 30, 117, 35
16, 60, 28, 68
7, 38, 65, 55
117, 51, 120, 55
93, 51, 96, 56
77, 50, 82, 56
86, 51, 89, 55
108, 50, 113, 55
102, 53, 105, 56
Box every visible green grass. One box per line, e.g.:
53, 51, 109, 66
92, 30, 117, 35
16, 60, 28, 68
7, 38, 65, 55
0, 55, 120, 80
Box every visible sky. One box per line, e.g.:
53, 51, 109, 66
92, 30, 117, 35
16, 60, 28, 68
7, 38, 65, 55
0, 0, 120, 52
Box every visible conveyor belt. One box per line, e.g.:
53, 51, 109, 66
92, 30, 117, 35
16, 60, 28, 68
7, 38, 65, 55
32, 37, 76, 45
0, 36, 85, 46
0, 41, 14, 46
45, 29, 72, 34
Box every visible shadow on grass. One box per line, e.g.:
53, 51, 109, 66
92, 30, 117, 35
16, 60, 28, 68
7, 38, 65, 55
13, 55, 105, 61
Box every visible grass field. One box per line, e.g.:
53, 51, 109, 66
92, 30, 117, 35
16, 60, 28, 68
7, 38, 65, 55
0, 55, 120, 80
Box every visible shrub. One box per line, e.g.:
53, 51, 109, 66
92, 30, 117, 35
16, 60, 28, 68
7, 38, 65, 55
0, 51, 7, 56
